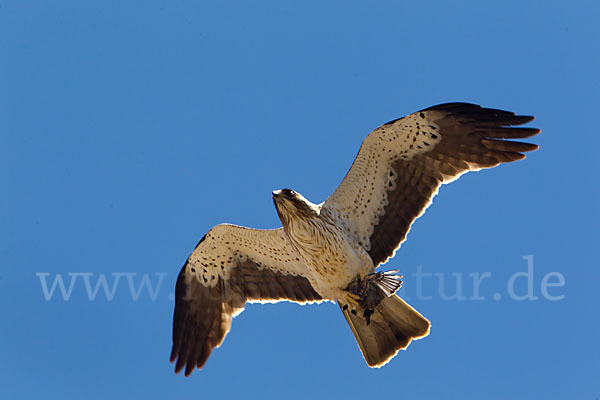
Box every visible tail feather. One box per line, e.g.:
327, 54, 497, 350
340, 294, 430, 367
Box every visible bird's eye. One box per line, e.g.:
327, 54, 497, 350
283, 189, 295, 197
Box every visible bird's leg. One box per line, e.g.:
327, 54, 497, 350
346, 270, 403, 324
342, 293, 361, 316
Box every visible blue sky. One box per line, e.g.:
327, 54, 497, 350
2, 1, 598, 399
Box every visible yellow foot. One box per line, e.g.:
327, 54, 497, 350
342, 293, 361, 315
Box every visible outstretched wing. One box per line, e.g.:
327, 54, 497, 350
170, 224, 322, 376
321, 103, 540, 267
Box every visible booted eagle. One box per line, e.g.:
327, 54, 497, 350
170, 103, 539, 375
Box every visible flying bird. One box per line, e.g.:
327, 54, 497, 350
170, 102, 539, 375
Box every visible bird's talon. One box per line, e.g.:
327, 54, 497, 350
344, 292, 361, 310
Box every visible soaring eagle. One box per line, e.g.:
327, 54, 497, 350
170, 103, 539, 375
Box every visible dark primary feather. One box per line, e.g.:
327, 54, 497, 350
170, 258, 322, 376
367, 103, 540, 266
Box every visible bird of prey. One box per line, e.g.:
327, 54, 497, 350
170, 102, 539, 376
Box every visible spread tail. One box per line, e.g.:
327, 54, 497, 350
339, 294, 430, 367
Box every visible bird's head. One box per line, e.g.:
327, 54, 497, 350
272, 188, 319, 226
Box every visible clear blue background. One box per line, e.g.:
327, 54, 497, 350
2, 1, 598, 399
